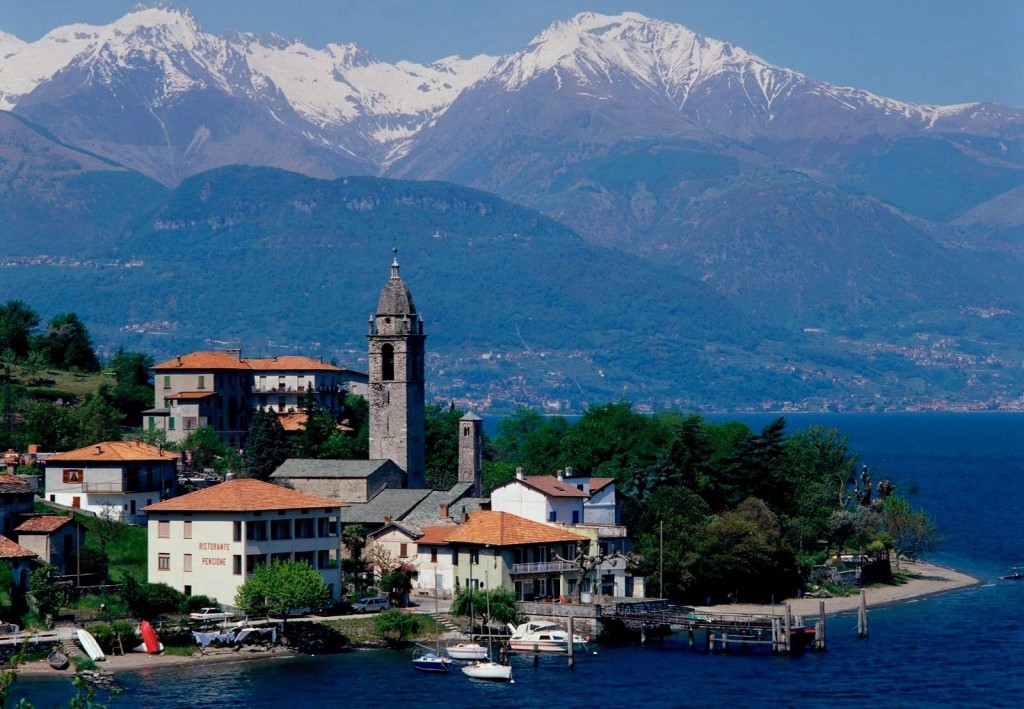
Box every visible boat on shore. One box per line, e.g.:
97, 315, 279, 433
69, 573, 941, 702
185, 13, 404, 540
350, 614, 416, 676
47, 649, 69, 671
76, 629, 106, 662
507, 620, 588, 654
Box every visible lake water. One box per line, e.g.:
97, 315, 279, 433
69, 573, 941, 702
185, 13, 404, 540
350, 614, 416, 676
13, 413, 1024, 708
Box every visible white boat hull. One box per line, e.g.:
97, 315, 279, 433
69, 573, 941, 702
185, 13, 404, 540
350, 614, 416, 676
462, 661, 513, 682
446, 643, 488, 660
76, 629, 106, 662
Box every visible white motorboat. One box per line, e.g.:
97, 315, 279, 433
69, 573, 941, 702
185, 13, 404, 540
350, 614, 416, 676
446, 642, 488, 660
507, 620, 588, 654
462, 660, 513, 682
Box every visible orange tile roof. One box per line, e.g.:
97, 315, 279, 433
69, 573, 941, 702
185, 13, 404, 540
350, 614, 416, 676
443, 511, 585, 547
153, 351, 341, 372
153, 351, 251, 370
418, 525, 456, 545
523, 476, 589, 498
45, 441, 179, 463
0, 535, 38, 559
278, 412, 354, 433
589, 478, 615, 493
143, 479, 347, 513
169, 391, 217, 400
247, 356, 340, 372
14, 516, 76, 534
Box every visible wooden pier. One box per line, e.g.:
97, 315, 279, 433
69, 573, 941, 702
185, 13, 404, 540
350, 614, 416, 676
599, 599, 830, 654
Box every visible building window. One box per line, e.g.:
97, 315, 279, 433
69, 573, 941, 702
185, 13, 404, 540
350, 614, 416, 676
158, 521, 170, 538
233, 555, 242, 575
469, 548, 478, 565
233, 521, 242, 542
62, 469, 83, 484
430, 547, 438, 563
572, 510, 580, 524
399, 543, 408, 558
381, 344, 395, 381
183, 554, 192, 572
169, 417, 176, 431
183, 520, 192, 539
549, 511, 557, 522
158, 553, 170, 571
163, 375, 171, 389
197, 375, 206, 390
184, 585, 192, 596
148, 416, 155, 431
271, 520, 292, 540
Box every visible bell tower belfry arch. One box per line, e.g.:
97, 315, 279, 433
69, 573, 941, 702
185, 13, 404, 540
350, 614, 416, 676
367, 249, 426, 488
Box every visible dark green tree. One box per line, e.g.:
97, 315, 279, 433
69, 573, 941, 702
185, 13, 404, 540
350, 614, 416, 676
76, 392, 123, 444
242, 409, 291, 480
234, 559, 329, 625
424, 403, 463, 489
0, 300, 39, 359
32, 313, 100, 372
291, 403, 338, 459
29, 564, 66, 619
182, 425, 235, 473
22, 400, 81, 451
106, 350, 155, 427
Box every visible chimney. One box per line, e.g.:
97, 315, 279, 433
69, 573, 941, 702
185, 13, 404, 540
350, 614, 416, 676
176, 355, 182, 366
384, 515, 393, 525
440, 502, 449, 519
565, 466, 574, 477
557, 469, 564, 482
461, 506, 468, 523
515, 467, 524, 480
95, 445, 102, 455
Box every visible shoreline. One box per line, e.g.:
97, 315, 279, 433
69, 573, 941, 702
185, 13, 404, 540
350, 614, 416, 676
691, 559, 980, 619
13, 559, 979, 682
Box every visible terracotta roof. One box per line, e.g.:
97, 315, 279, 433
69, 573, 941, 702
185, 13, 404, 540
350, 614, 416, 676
0, 535, 38, 559
154, 351, 341, 372
45, 441, 178, 464
143, 479, 347, 513
247, 356, 340, 372
153, 351, 250, 370
168, 391, 216, 400
417, 526, 454, 546
443, 511, 585, 547
15, 516, 76, 534
277, 412, 353, 433
522, 476, 590, 498
0, 474, 34, 494
589, 478, 615, 493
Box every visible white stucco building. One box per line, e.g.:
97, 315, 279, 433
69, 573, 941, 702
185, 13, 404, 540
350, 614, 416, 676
43, 441, 178, 524
143, 479, 345, 607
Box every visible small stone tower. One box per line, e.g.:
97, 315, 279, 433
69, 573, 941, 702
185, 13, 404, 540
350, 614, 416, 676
367, 250, 426, 489
458, 412, 483, 497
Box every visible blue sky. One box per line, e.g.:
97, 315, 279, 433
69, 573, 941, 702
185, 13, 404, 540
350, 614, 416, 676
2, 0, 1021, 108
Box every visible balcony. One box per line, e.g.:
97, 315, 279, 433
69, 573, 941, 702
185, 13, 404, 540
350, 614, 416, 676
250, 384, 344, 394
511, 560, 575, 575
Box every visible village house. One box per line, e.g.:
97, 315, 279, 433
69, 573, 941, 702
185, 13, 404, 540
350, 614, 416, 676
444, 510, 588, 602
42, 441, 178, 524
147, 350, 358, 449
14, 515, 87, 575
0, 474, 36, 536
489, 468, 635, 597
143, 479, 346, 606
0, 535, 39, 594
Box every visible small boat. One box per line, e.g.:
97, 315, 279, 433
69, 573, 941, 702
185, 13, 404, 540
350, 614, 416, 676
139, 620, 161, 653
412, 650, 452, 672
47, 650, 69, 671
462, 660, 512, 682
507, 620, 588, 654
445, 642, 488, 660
76, 629, 106, 662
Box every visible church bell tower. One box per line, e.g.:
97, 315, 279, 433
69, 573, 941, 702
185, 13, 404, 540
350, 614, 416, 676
367, 249, 426, 488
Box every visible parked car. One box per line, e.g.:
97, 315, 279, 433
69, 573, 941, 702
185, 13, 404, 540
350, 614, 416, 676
188, 607, 235, 622
317, 599, 354, 616
352, 597, 391, 613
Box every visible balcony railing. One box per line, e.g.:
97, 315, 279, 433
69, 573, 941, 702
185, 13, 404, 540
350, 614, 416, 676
250, 384, 345, 394
511, 560, 575, 575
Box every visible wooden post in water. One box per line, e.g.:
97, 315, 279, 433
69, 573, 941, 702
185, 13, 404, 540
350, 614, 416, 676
815, 600, 826, 651
688, 627, 695, 648
771, 617, 779, 653
705, 628, 712, 653
568, 616, 575, 670
857, 590, 869, 638
783, 604, 792, 653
